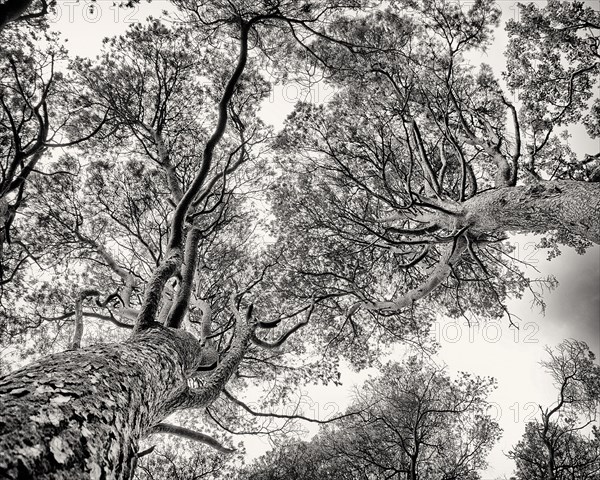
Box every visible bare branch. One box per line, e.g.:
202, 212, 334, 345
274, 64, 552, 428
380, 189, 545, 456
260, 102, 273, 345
223, 389, 362, 425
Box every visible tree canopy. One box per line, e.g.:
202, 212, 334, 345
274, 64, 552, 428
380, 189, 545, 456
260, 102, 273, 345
0, 1, 598, 479
242, 357, 501, 480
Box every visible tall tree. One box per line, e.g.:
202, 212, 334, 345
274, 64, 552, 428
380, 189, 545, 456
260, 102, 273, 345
265, 0, 599, 338
508, 339, 600, 480
0, 1, 597, 478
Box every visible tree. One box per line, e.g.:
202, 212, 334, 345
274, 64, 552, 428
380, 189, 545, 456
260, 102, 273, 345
266, 0, 599, 337
0, 2, 366, 478
242, 357, 501, 480
508, 339, 600, 480
135, 431, 244, 480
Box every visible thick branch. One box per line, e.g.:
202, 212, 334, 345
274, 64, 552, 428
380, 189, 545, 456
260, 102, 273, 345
167, 22, 250, 251
411, 120, 441, 196
165, 227, 202, 329
361, 237, 467, 313
69, 289, 101, 349
178, 300, 254, 409
463, 180, 600, 243
150, 423, 235, 453
251, 301, 314, 349
502, 97, 520, 186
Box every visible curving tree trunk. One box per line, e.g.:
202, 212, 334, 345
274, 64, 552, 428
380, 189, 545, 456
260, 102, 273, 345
0, 327, 205, 480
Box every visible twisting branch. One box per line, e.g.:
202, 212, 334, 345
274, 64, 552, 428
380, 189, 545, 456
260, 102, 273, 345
135, 20, 253, 332
358, 236, 468, 313
251, 299, 315, 349
165, 227, 202, 329
394, 245, 430, 269
178, 298, 255, 410
149, 423, 235, 454
190, 123, 250, 216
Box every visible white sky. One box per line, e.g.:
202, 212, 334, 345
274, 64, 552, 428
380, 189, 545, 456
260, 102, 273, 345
46, 1, 600, 478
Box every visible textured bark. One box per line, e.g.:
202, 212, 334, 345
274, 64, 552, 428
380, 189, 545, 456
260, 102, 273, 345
180, 304, 254, 410
0, 327, 205, 479
463, 180, 600, 243
166, 227, 202, 328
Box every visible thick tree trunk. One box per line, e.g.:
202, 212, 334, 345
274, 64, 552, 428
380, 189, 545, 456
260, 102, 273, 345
0, 326, 204, 479
463, 180, 600, 243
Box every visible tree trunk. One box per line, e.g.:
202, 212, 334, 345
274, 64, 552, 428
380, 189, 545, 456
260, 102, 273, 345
0, 326, 204, 479
545, 441, 556, 480
463, 180, 600, 243
0, 197, 8, 263
409, 455, 417, 480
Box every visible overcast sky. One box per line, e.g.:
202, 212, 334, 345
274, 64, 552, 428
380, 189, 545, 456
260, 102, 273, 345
48, 1, 599, 478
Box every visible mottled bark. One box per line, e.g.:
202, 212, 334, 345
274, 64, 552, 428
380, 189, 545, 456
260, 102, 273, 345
463, 180, 600, 243
0, 327, 205, 479
180, 302, 254, 410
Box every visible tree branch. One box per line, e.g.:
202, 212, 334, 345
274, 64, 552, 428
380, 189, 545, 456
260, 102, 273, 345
149, 423, 235, 453
360, 236, 467, 313
223, 389, 362, 424
135, 20, 252, 332
251, 300, 314, 349
178, 298, 255, 409
69, 289, 101, 349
